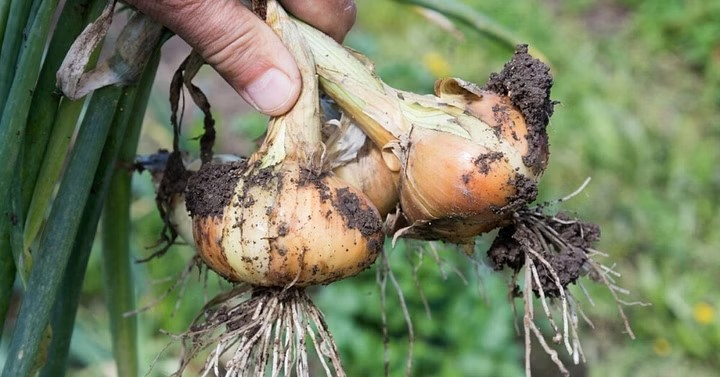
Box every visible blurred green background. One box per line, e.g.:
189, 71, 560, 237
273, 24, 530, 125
4, 0, 720, 376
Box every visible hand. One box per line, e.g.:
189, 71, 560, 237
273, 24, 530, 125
124, 0, 356, 115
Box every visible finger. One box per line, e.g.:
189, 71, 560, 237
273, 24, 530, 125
126, 0, 300, 115
281, 0, 356, 42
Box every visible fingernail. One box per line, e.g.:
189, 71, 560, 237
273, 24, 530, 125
242, 68, 296, 114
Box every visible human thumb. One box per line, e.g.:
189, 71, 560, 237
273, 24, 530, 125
125, 0, 301, 115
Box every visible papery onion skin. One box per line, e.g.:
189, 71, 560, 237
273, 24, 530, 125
187, 161, 384, 287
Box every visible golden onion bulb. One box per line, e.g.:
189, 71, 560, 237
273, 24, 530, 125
297, 25, 553, 244
387, 78, 546, 243
181, 1, 384, 287
186, 160, 383, 287
395, 116, 540, 242
398, 126, 526, 242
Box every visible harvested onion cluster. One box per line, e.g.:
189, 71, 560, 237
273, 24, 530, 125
159, 6, 555, 287
135, 1, 632, 376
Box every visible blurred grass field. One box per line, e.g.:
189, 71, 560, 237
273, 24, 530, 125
5, 0, 717, 376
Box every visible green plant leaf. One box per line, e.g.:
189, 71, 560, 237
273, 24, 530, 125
39, 51, 160, 374
0, 223, 16, 337
0, 0, 61, 274
22, 0, 108, 217
100, 48, 161, 377
23, 97, 88, 255
1, 83, 123, 377
0, 0, 36, 108
8, 160, 29, 288
0, 0, 11, 45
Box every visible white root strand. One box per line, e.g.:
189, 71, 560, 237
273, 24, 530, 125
525, 247, 573, 356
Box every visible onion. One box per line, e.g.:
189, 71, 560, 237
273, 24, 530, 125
393, 77, 546, 242
186, 159, 383, 286
293, 24, 554, 243
183, 4, 384, 287
165, 5, 386, 373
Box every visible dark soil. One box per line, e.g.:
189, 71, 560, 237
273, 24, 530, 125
302, 170, 332, 202
298, 167, 318, 182
553, 212, 601, 249
251, 0, 268, 20
488, 226, 526, 271
534, 247, 587, 297
490, 103, 519, 141
156, 151, 192, 206
144, 150, 193, 261
186, 160, 247, 218
473, 151, 505, 174
333, 187, 383, 238
246, 165, 276, 189
487, 210, 597, 297
504, 174, 539, 211
483, 44, 554, 174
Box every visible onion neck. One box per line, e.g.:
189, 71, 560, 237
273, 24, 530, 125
255, 1, 323, 169
294, 20, 491, 147
294, 21, 400, 148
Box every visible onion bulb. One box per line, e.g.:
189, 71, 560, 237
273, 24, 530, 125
295, 25, 554, 244
392, 76, 547, 242
186, 159, 383, 286
184, 5, 383, 287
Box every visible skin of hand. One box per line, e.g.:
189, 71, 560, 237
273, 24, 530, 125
124, 0, 356, 115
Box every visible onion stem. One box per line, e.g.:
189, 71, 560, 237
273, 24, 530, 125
294, 21, 400, 147
294, 21, 511, 149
